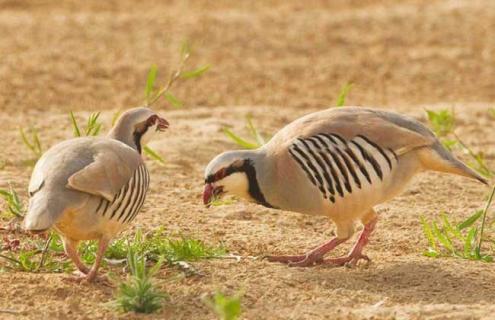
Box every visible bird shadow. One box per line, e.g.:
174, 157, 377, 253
296, 258, 495, 305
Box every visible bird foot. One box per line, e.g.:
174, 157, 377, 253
324, 253, 370, 268
63, 272, 112, 286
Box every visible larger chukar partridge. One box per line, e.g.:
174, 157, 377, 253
24, 107, 168, 281
203, 107, 488, 267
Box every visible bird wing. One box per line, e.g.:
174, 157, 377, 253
270, 107, 436, 155
66, 140, 143, 202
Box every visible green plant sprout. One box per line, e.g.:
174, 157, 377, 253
113, 244, 167, 314
454, 133, 493, 178
420, 185, 495, 262
142, 146, 165, 165
73, 228, 226, 266
20, 127, 42, 160
204, 292, 242, 320
69, 111, 102, 137
144, 41, 209, 108
425, 108, 494, 177
425, 109, 456, 137
0, 184, 24, 218
336, 82, 353, 107
223, 115, 266, 150
141, 42, 210, 162
0, 232, 72, 273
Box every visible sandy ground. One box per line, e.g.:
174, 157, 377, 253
0, 0, 494, 319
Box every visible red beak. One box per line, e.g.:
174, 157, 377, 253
157, 117, 169, 132
203, 183, 214, 207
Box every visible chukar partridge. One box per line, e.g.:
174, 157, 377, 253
24, 107, 168, 281
203, 107, 488, 267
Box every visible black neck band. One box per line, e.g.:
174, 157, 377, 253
240, 160, 274, 208
133, 131, 143, 154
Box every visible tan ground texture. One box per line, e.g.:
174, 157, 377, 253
1, 0, 495, 319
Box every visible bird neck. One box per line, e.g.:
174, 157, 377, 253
107, 120, 142, 154
240, 151, 274, 208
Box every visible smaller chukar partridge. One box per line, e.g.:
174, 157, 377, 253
24, 107, 168, 281
203, 107, 488, 267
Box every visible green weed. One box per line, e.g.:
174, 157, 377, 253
420, 185, 495, 262
0, 184, 24, 218
223, 115, 266, 149
204, 292, 242, 320
0, 233, 72, 273
113, 245, 167, 314
144, 41, 209, 108
143, 146, 165, 165
425, 109, 455, 137
76, 228, 225, 266
69, 111, 102, 137
20, 127, 42, 160
336, 82, 352, 107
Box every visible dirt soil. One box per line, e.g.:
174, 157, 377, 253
1, 0, 494, 319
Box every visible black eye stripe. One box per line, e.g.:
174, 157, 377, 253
204, 160, 274, 208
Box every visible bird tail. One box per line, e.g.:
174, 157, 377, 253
417, 141, 489, 185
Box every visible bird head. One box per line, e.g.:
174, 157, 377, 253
109, 107, 169, 153
203, 151, 254, 206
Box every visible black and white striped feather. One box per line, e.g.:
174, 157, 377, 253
94, 164, 150, 224
289, 133, 398, 203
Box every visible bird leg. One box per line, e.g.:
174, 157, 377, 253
265, 237, 348, 266
324, 217, 377, 267
63, 238, 89, 274
84, 238, 110, 282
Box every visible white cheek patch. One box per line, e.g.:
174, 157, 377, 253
220, 172, 251, 201
141, 124, 159, 145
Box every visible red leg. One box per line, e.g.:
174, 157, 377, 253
63, 238, 90, 274
265, 237, 348, 267
324, 217, 377, 267
85, 238, 109, 282
64, 238, 110, 285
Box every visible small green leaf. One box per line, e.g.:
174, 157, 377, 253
336, 82, 352, 107
425, 109, 455, 137
85, 112, 101, 136
423, 248, 439, 258
145, 65, 158, 103
420, 216, 437, 251
246, 115, 265, 146
180, 64, 210, 79
463, 227, 477, 258
69, 111, 82, 137
457, 210, 483, 230
20, 128, 42, 159
143, 145, 165, 165
441, 139, 458, 151
432, 221, 455, 254
164, 92, 183, 108
441, 213, 464, 242
223, 128, 259, 149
